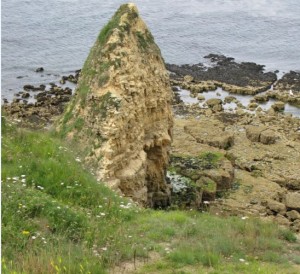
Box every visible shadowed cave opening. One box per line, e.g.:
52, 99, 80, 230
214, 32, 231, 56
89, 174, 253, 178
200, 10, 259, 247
144, 145, 171, 209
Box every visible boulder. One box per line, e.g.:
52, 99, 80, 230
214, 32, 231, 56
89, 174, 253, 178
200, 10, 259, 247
254, 94, 269, 102
206, 98, 222, 107
248, 102, 258, 110
184, 75, 194, 83
259, 129, 277, 145
21, 92, 30, 99
197, 94, 205, 101
206, 98, 223, 112
286, 210, 300, 221
224, 96, 237, 103
285, 192, 300, 210
274, 214, 290, 226
267, 199, 286, 214
35, 67, 44, 72
246, 126, 276, 144
246, 126, 265, 142
271, 101, 285, 112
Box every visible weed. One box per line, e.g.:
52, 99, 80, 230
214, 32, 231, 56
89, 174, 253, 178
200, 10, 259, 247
280, 229, 297, 243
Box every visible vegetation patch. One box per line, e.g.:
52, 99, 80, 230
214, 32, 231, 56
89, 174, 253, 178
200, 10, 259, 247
2, 119, 300, 273
91, 92, 121, 119
167, 152, 224, 208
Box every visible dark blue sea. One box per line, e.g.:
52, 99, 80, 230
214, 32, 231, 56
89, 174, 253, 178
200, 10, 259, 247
2, 0, 300, 101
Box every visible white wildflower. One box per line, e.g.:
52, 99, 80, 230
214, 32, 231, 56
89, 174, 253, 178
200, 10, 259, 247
100, 213, 105, 216
21, 175, 26, 178
32, 236, 36, 240
239, 258, 245, 262
101, 247, 107, 251
241, 216, 248, 220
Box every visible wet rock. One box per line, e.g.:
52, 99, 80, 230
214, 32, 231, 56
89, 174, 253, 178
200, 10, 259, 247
206, 98, 223, 112
23, 84, 44, 91
166, 54, 276, 94
12, 98, 21, 103
254, 94, 269, 102
23, 84, 35, 91
183, 75, 194, 83
224, 96, 237, 103
21, 92, 30, 99
271, 101, 285, 112
274, 71, 300, 93
248, 102, 258, 110
35, 67, 44, 72
40, 84, 46, 90
197, 94, 205, 101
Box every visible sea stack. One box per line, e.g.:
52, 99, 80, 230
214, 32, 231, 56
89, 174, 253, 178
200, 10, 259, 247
58, 3, 173, 207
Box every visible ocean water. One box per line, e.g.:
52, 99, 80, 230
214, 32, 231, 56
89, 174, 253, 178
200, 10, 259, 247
2, 0, 300, 101
179, 87, 300, 118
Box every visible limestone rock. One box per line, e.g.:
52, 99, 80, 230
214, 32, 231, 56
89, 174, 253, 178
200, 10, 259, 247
286, 210, 300, 221
266, 199, 286, 214
206, 98, 223, 112
197, 94, 205, 101
285, 192, 300, 210
275, 214, 290, 226
183, 75, 194, 83
246, 126, 264, 142
57, 4, 173, 207
260, 129, 277, 145
248, 102, 258, 110
246, 126, 277, 144
271, 101, 285, 112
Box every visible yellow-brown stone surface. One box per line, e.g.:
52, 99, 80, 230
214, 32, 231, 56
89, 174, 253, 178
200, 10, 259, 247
58, 3, 173, 206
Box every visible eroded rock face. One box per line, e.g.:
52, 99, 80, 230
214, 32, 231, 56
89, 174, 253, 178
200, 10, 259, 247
58, 4, 173, 207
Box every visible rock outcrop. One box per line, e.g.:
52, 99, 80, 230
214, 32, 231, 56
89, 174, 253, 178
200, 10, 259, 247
57, 3, 173, 207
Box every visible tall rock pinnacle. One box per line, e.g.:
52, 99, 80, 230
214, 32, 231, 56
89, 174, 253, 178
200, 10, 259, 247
58, 3, 173, 207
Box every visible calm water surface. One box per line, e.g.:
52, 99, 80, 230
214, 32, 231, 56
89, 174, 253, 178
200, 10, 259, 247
2, 0, 300, 101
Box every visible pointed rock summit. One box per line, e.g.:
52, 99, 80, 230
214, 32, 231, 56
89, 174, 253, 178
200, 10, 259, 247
58, 3, 173, 207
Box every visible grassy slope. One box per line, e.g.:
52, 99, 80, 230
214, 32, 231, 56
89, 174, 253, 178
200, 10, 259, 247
2, 117, 300, 274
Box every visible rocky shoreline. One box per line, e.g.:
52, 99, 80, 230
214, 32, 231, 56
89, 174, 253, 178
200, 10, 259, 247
168, 57, 300, 232
2, 54, 300, 231
2, 70, 80, 128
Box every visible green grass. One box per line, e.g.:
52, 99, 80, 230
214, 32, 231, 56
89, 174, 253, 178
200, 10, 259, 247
2, 118, 300, 273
